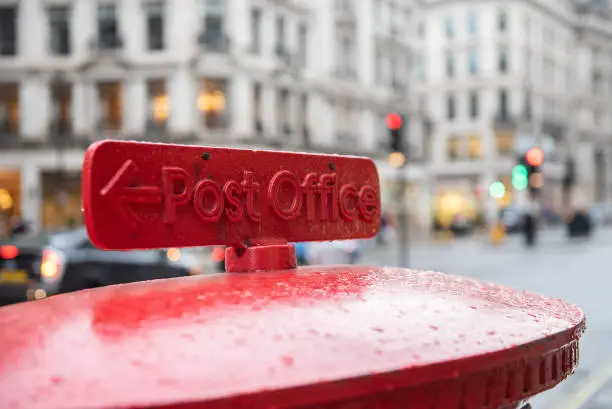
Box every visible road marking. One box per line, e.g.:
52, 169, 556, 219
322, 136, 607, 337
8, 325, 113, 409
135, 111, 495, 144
545, 355, 612, 409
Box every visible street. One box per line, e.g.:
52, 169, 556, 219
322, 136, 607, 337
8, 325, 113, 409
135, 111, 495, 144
360, 227, 612, 409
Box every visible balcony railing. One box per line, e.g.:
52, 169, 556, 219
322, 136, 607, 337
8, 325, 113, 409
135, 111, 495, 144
90, 34, 124, 53
49, 119, 72, 136
198, 30, 230, 52
334, 67, 358, 80
493, 112, 517, 129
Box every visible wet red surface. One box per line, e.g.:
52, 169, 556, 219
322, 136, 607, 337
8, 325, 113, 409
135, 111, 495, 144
0, 266, 584, 409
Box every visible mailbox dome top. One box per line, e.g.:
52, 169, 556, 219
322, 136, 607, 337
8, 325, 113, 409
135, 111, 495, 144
0, 267, 584, 409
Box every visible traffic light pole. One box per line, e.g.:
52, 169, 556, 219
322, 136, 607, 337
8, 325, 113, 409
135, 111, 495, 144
395, 166, 409, 267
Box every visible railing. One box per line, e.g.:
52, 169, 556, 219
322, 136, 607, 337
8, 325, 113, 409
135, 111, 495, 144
198, 31, 230, 52
89, 35, 124, 52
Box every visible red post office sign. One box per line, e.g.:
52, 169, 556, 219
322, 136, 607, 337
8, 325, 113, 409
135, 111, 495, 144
83, 140, 381, 250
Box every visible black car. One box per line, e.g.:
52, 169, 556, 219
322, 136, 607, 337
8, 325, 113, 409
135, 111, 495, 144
0, 227, 192, 306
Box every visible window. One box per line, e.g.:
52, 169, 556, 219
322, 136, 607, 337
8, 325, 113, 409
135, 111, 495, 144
447, 135, 460, 160
468, 11, 477, 34
469, 91, 479, 119
592, 70, 602, 94
445, 16, 455, 38
0, 84, 19, 134
51, 81, 71, 133
298, 23, 308, 67
0, 6, 17, 56
147, 79, 169, 128
447, 94, 456, 120
253, 82, 262, 132
300, 94, 309, 145
498, 10, 507, 32
338, 34, 355, 76
97, 82, 122, 131
48, 6, 71, 55
278, 88, 289, 134
446, 52, 455, 78
468, 135, 481, 159
496, 131, 514, 155
97, 4, 121, 49
251, 9, 261, 54
276, 16, 285, 55
498, 89, 509, 119
200, 0, 226, 51
299, 94, 308, 132
498, 46, 508, 73
197, 79, 229, 129
468, 46, 478, 75
146, 1, 164, 51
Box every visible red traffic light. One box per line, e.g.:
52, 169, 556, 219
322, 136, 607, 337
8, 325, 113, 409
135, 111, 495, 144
386, 113, 402, 131
526, 147, 544, 167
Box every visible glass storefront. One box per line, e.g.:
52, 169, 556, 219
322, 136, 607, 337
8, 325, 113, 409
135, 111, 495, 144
41, 171, 83, 230
0, 169, 21, 239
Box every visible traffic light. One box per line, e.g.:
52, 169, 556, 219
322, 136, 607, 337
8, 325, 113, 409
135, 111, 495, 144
512, 164, 529, 190
524, 147, 544, 195
386, 113, 405, 168
489, 181, 506, 199
387, 113, 403, 152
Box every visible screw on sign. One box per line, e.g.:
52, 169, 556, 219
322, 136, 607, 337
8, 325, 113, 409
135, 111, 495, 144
0, 140, 584, 409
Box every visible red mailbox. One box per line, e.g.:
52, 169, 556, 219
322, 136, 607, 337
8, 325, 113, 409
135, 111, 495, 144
0, 141, 584, 409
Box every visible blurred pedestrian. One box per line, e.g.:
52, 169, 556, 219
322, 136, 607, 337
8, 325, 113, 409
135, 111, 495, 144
523, 200, 540, 247
9, 215, 29, 238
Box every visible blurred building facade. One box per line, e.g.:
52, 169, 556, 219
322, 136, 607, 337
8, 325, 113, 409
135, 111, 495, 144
0, 0, 426, 232
416, 0, 612, 225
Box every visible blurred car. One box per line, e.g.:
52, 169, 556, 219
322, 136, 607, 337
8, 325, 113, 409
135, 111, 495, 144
0, 227, 197, 306
499, 206, 524, 234
306, 240, 361, 265
449, 214, 473, 237
589, 203, 612, 226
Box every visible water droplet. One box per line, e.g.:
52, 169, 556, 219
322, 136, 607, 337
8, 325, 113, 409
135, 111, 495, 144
50, 375, 63, 384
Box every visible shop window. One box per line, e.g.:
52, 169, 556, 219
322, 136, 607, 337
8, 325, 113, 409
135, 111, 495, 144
42, 172, 83, 230
447, 135, 461, 160
0, 83, 19, 134
468, 135, 482, 159
0, 170, 21, 240
198, 78, 229, 129
147, 79, 169, 128
496, 130, 514, 155
97, 82, 122, 131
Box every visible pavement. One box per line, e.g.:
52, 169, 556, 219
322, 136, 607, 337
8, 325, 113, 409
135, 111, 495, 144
358, 226, 612, 409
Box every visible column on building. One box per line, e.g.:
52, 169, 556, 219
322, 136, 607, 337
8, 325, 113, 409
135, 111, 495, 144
72, 78, 93, 135
19, 161, 42, 232
20, 76, 50, 141
18, 0, 45, 61
169, 65, 196, 135
261, 83, 277, 138
232, 73, 252, 138
124, 77, 146, 135
308, 94, 334, 147
358, 108, 377, 152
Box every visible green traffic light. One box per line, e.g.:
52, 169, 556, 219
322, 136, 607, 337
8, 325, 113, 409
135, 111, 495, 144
512, 164, 529, 190
489, 181, 506, 199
